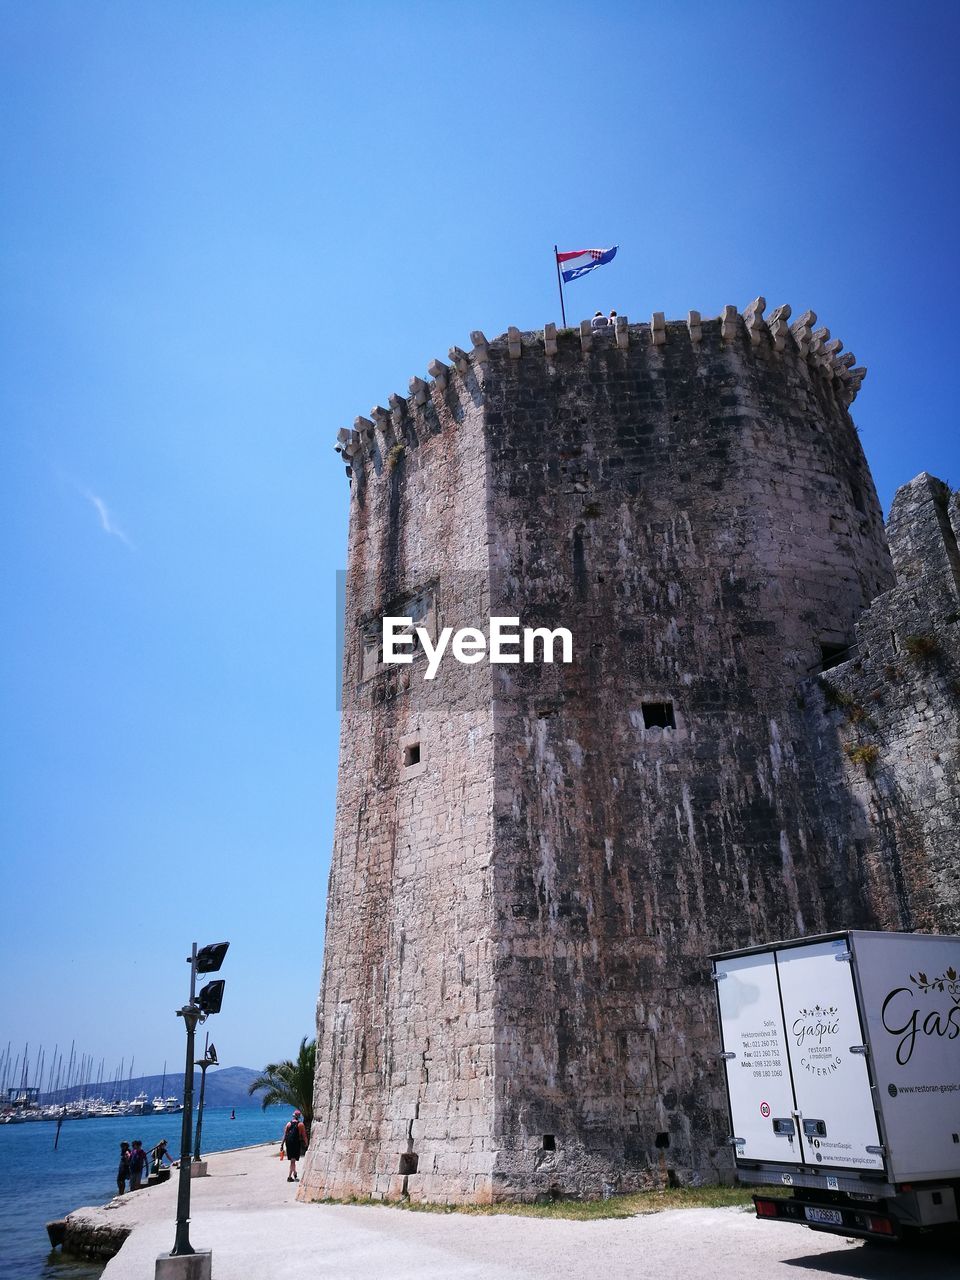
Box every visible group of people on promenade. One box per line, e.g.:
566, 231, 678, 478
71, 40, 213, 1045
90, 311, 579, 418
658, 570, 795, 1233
112, 1112, 307, 1195
591, 309, 619, 329
115, 1138, 174, 1195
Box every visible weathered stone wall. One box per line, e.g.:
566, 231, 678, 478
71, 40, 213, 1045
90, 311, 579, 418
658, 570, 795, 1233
802, 474, 960, 935
303, 302, 953, 1205
300, 361, 501, 1203
481, 316, 893, 1195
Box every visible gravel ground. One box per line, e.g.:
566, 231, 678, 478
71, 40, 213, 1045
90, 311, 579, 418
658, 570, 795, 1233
66, 1144, 957, 1280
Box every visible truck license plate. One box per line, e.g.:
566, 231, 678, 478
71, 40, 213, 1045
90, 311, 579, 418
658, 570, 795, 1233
804, 1207, 843, 1226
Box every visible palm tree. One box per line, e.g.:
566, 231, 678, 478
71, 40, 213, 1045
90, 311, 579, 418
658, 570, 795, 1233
248, 1037, 316, 1135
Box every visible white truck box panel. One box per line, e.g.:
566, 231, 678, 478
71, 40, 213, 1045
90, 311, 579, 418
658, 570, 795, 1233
774, 937, 884, 1171
715, 950, 799, 1163
850, 930, 960, 1183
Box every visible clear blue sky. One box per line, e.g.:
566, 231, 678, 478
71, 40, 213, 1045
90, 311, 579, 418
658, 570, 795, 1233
1, 2, 957, 1083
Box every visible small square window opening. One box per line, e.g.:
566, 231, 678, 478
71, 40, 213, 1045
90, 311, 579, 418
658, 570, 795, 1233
400, 732, 426, 780
641, 702, 676, 730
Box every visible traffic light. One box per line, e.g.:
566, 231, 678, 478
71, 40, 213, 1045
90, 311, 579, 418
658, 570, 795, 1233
198, 979, 225, 1015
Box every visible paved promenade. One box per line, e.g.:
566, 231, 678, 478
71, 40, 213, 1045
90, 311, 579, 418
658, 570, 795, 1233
66, 1144, 954, 1280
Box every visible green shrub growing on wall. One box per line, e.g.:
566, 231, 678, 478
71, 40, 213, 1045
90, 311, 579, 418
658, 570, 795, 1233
385, 443, 405, 473
903, 633, 940, 661
820, 682, 855, 709
844, 743, 880, 771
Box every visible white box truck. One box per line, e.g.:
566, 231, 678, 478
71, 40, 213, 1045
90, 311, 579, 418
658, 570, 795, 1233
712, 930, 960, 1241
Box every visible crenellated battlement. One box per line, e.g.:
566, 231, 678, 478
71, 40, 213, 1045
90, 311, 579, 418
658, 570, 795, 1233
333, 297, 867, 481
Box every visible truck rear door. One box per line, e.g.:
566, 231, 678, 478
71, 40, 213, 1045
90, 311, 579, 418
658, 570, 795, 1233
715, 950, 801, 1164
775, 938, 885, 1173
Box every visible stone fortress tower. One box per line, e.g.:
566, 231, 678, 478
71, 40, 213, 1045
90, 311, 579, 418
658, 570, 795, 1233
300, 300, 960, 1204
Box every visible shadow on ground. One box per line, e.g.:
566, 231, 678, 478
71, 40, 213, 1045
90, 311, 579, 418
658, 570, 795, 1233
785, 1229, 959, 1279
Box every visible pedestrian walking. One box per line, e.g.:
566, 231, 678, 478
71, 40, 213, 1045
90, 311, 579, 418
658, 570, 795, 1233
280, 1110, 308, 1182
128, 1139, 149, 1190
116, 1141, 131, 1196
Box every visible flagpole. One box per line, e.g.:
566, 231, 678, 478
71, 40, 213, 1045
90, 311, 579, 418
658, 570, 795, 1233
553, 245, 567, 328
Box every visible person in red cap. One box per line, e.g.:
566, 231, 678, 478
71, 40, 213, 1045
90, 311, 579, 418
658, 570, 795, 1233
280, 1110, 308, 1182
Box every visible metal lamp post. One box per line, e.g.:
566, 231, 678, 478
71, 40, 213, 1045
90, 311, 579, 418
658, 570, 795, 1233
169, 941, 228, 1260
192, 1039, 218, 1164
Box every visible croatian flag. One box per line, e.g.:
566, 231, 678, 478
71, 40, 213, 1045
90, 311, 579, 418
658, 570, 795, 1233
557, 246, 618, 283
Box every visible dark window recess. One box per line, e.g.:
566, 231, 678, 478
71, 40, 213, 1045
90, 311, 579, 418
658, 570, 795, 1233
403, 741, 421, 768
850, 482, 866, 514
398, 1152, 419, 1175
542, 1134, 556, 1151
820, 642, 852, 671
655, 1132, 670, 1149
641, 702, 676, 730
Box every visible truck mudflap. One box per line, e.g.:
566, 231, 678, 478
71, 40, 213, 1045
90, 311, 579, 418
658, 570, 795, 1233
753, 1194, 899, 1240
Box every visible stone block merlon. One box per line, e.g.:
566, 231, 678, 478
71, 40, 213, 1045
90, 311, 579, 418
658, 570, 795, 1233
768, 304, 791, 351
742, 296, 766, 346
370, 404, 395, 449
470, 331, 489, 362
427, 358, 449, 389
809, 326, 831, 360
448, 345, 470, 374
790, 310, 816, 356
332, 300, 871, 474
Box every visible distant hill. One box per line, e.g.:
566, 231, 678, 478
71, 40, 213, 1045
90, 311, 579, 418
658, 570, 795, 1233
41, 1066, 275, 1110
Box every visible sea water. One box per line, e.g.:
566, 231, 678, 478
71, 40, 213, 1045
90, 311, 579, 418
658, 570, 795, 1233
0, 1106, 287, 1280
